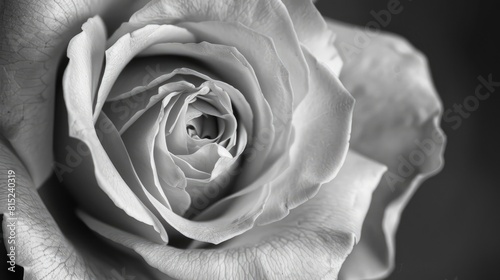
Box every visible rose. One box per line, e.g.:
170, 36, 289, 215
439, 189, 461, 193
0, 1, 445, 279
55, 0, 357, 249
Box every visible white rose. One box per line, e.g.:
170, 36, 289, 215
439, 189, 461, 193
0, 0, 445, 279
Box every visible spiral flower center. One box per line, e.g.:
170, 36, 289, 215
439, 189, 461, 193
100, 55, 250, 216
186, 115, 218, 139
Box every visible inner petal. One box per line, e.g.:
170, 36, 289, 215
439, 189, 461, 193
108, 56, 206, 101
186, 114, 219, 140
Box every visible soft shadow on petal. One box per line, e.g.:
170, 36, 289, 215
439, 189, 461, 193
63, 16, 168, 243
105, 55, 204, 103
282, 0, 343, 76
326, 20, 446, 279
122, 99, 189, 215
0, 0, 145, 187
0, 136, 153, 279
80, 150, 386, 279
256, 47, 355, 225
129, 0, 309, 103
80, 181, 270, 244
93, 24, 196, 122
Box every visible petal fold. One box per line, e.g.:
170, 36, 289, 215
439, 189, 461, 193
129, 0, 309, 104
80, 150, 386, 279
256, 47, 355, 225
63, 16, 168, 243
326, 19, 446, 279
282, 0, 343, 75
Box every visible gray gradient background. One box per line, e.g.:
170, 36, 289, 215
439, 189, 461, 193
317, 0, 500, 279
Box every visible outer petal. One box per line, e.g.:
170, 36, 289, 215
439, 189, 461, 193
62, 16, 168, 243
129, 0, 309, 106
0, 0, 147, 188
0, 136, 152, 279
282, 0, 343, 75
326, 20, 446, 279
80, 150, 386, 279
256, 47, 355, 225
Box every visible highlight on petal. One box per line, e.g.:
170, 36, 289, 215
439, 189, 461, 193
79, 150, 386, 279
179, 21, 293, 125
129, 0, 309, 105
326, 20, 446, 279
256, 47, 355, 225
62, 16, 169, 243
282, 0, 343, 76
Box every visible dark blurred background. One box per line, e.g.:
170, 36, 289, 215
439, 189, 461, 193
317, 0, 499, 279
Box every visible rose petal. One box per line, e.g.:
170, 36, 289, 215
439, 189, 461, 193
178, 21, 296, 185
91, 112, 184, 240
81, 178, 270, 244
121, 100, 182, 214
129, 0, 309, 104
186, 45, 353, 246
0, 0, 141, 187
93, 24, 196, 122
110, 36, 261, 145
90, 85, 266, 243
79, 150, 386, 279
0, 137, 135, 279
154, 98, 191, 194
177, 144, 233, 175
106, 55, 206, 102
180, 21, 293, 117
326, 20, 446, 279
104, 78, 194, 135
63, 16, 168, 243
104, 64, 217, 135
125, 71, 248, 212
219, 151, 387, 268
282, 0, 343, 76
256, 47, 355, 225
